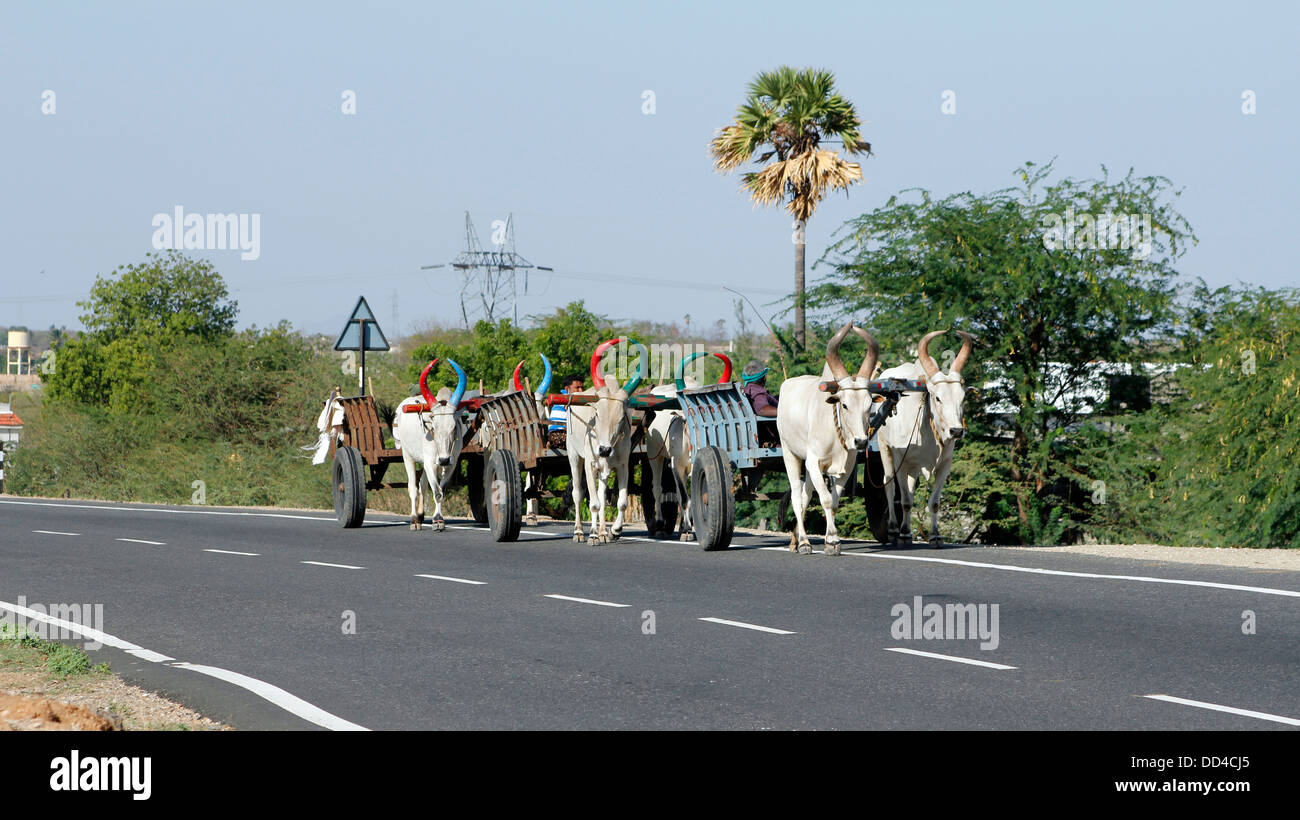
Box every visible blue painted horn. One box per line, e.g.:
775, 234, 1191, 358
621, 339, 647, 394
536, 354, 553, 399
448, 359, 467, 408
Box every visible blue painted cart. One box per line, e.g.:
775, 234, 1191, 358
661, 377, 927, 551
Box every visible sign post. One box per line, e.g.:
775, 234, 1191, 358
333, 296, 391, 396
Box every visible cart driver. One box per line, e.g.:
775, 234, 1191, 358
546, 374, 585, 449
741, 361, 781, 446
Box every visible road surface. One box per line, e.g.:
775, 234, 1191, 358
2, 497, 1297, 730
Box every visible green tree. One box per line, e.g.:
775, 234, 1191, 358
45, 252, 238, 411
710, 66, 872, 350
810, 161, 1195, 543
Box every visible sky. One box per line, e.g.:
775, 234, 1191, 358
1, 1, 1295, 339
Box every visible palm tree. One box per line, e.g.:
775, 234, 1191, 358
710, 67, 871, 349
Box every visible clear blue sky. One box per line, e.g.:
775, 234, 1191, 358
2, 1, 1294, 337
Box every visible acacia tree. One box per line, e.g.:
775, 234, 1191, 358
809, 161, 1195, 543
710, 66, 871, 349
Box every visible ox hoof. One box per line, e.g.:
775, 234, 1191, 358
409, 522, 421, 532
525, 514, 538, 526
434, 519, 446, 532
824, 542, 842, 557
573, 532, 586, 543
680, 532, 696, 542
929, 536, 944, 549
797, 542, 813, 555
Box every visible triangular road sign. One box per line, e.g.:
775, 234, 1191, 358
334, 296, 391, 351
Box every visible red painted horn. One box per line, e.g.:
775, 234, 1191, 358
714, 353, 733, 383
419, 359, 438, 407
590, 337, 621, 389
512, 360, 525, 392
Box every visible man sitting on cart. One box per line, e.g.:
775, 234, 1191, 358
546, 374, 585, 449
741, 360, 781, 446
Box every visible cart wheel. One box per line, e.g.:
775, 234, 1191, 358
486, 449, 522, 542
332, 446, 367, 528
691, 445, 734, 551
466, 454, 488, 524
638, 455, 680, 539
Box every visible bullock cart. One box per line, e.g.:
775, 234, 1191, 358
668, 377, 927, 551
324, 391, 488, 528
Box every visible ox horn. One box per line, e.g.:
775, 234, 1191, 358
852, 326, 879, 379
621, 339, 647, 394
419, 359, 438, 407
951, 331, 974, 375
512, 360, 525, 392
536, 354, 553, 398
825, 321, 853, 381
674, 351, 733, 391
448, 359, 467, 408
917, 330, 946, 379
590, 337, 621, 389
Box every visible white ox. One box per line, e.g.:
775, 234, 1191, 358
876, 330, 973, 547
566, 338, 646, 544
392, 358, 468, 532
776, 323, 879, 555
642, 351, 731, 539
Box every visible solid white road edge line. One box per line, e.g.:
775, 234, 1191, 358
0, 599, 368, 731
415, 573, 487, 585
544, 594, 630, 608
301, 560, 365, 570
883, 647, 1017, 670
1143, 694, 1300, 727
116, 538, 165, 545
204, 549, 260, 556
698, 617, 796, 635
851, 551, 1300, 598
32, 530, 79, 536
168, 663, 368, 731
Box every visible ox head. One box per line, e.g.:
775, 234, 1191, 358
512, 353, 553, 400
588, 337, 647, 458
418, 358, 467, 466
673, 351, 733, 392
917, 330, 974, 446
821, 322, 879, 450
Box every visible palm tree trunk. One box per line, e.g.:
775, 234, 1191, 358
794, 238, 806, 349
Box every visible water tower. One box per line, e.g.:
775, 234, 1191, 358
6, 330, 31, 375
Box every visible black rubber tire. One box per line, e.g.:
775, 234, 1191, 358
691, 445, 734, 551
332, 446, 367, 528
486, 449, 522, 542
638, 455, 680, 538
466, 454, 488, 524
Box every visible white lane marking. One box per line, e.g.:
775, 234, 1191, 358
32, 530, 79, 536
1143, 695, 1300, 727
790, 549, 1300, 599
301, 560, 365, 570
127, 649, 175, 663
415, 573, 487, 586
884, 647, 1017, 670
544, 594, 630, 608
116, 538, 165, 545
0, 598, 366, 731
204, 548, 260, 556
168, 663, 368, 731
699, 617, 796, 635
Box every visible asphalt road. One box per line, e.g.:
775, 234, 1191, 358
2, 496, 1298, 730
